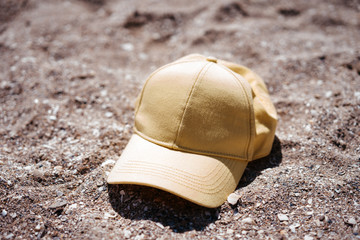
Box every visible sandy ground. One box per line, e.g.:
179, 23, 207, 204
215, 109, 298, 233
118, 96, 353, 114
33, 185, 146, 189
0, 0, 360, 239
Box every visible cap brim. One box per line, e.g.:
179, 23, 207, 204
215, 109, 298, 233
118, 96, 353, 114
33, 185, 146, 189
107, 134, 248, 208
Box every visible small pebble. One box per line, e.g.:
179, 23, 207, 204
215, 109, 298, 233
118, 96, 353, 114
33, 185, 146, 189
5, 233, 14, 239
35, 224, 43, 231
101, 159, 115, 167
325, 91, 332, 98
56, 190, 64, 197
54, 166, 63, 171
227, 193, 240, 205
120, 190, 125, 202
32, 169, 45, 179
289, 223, 300, 233
227, 229, 234, 234
319, 215, 325, 221
306, 211, 313, 216
2, 209, 7, 217
49, 200, 68, 209
121, 43, 134, 52
155, 222, 164, 229
277, 213, 289, 221
304, 235, 314, 240
123, 229, 132, 238
9, 213, 17, 218
105, 112, 113, 118
353, 225, 359, 235
241, 217, 255, 225
104, 212, 116, 219
65, 203, 78, 215
345, 217, 357, 226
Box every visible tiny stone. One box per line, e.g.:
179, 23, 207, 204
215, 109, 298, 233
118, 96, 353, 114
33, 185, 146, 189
289, 223, 300, 233
65, 203, 78, 215
54, 166, 63, 171
121, 43, 134, 52
208, 223, 215, 230
104, 212, 116, 219
155, 222, 164, 229
226, 228, 234, 234
325, 91, 332, 98
49, 200, 68, 209
96, 180, 104, 186
241, 217, 255, 225
123, 229, 132, 238
101, 159, 115, 167
10, 213, 17, 218
227, 193, 240, 205
2, 209, 7, 217
319, 215, 325, 221
33, 169, 45, 179
277, 213, 289, 221
353, 225, 359, 235
5, 233, 14, 239
35, 224, 43, 231
306, 211, 313, 216
345, 217, 357, 226
105, 112, 113, 118
100, 90, 107, 97
88, 70, 96, 77
304, 235, 314, 240
56, 190, 64, 197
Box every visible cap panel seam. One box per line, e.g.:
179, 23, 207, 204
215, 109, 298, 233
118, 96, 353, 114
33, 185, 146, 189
135, 60, 209, 116
217, 65, 255, 160
173, 62, 211, 147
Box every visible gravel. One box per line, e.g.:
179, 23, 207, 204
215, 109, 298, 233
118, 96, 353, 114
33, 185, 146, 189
0, 0, 359, 239
277, 213, 289, 221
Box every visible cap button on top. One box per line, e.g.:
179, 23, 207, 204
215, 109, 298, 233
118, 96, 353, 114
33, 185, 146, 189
206, 56, 218, 63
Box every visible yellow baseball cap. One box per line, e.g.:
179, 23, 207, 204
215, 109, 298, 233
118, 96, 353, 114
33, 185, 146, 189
107, 54, 277, 208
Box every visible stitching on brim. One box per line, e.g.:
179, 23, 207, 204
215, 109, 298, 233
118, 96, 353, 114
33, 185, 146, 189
114, 158, 239, 194
117, 158, 235, 189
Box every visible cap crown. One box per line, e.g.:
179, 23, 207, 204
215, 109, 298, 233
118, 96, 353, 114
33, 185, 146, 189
134, 57, 256, 161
